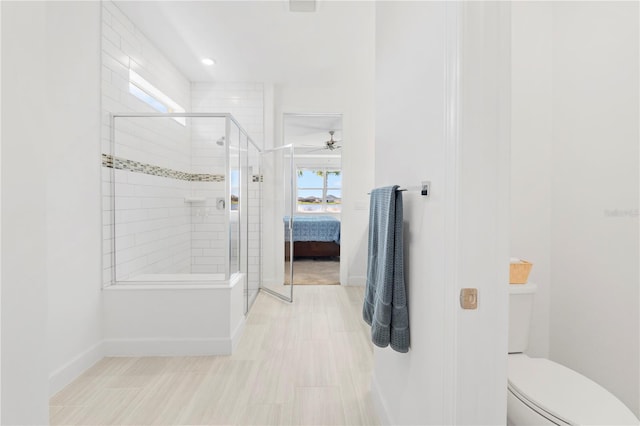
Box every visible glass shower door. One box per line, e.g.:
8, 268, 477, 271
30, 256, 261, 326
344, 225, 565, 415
260, 145, 294, 302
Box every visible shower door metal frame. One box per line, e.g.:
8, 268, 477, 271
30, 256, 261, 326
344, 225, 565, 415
246, 136, 263, 312
259, 144, 295, 303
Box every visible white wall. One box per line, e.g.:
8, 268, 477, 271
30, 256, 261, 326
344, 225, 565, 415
511, 2, 640, 416
372, 4, 449, 423
262, 2, 375, 288
271, 78, 375, 287
0, 1, 3, 419
549, 2, 639, 415
45, 1, 104, 397
510, 2, 553, 358
1, 3, 49, 422
271, 84, 375, 286
373, 3, 510, 424
1, 0, 103, 420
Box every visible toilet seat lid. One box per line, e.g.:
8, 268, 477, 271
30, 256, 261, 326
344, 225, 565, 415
508, 355, 639, 426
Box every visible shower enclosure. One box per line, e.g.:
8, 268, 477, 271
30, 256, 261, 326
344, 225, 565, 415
105, 113, 261, 313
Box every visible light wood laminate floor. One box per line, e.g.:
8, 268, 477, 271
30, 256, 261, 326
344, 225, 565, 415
50, 286, 379, 425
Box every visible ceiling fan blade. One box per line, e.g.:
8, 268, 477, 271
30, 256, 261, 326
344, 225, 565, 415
306, 147, 328, 153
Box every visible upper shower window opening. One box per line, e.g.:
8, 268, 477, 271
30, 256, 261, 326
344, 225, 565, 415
128, 69, 186, 126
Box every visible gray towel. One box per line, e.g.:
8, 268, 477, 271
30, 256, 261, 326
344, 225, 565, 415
363, 185, 410, 353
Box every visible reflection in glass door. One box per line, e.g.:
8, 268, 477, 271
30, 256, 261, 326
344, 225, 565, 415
260, 145, 294, 302
244, 135, 262, 312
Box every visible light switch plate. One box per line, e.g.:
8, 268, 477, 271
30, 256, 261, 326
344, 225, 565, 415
460, 288, 478, 310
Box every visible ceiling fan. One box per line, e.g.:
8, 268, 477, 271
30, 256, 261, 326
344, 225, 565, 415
308, 130, 342, 152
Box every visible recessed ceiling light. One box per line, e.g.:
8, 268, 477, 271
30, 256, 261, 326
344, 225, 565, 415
201, 58, 216, 66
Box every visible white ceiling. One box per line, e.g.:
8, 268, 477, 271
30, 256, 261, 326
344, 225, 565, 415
284, 114, 342, 145
284, 114, 342, 156
115, 1, 374, 85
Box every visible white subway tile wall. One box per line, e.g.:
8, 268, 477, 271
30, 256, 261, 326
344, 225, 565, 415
189, 180, 227, 274
101, 1, 193, 283
191, 82, 265, 148
189, 116, 227, 275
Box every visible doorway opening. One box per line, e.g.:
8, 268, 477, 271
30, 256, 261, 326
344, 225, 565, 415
284, 113, 343, 286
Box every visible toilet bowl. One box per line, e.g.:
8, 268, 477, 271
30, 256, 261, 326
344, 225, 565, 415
508, 283, 639, 426
508, 354, 639, 425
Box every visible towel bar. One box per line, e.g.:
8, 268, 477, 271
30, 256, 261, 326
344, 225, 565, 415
367, 182, 429, 197
367, 188, 407, 195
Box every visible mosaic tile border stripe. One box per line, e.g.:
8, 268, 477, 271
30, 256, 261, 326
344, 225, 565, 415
102, 154, 225, 182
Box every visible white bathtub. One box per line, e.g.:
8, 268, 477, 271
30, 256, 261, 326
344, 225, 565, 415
103, 272, 246, 356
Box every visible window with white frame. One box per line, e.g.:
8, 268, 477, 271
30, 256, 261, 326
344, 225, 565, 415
296, 168, 342, 213
128, 69, 186, 125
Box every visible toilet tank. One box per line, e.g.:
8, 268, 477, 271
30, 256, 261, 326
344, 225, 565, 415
508, 283, 537, 354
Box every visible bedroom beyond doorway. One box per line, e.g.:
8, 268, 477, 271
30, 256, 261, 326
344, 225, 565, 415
284, 113, 343, 285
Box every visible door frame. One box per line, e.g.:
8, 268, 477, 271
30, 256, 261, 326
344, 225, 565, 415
282, 112, 344, 287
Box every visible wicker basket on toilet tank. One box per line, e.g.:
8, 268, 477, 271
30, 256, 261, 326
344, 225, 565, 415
509, 260, 533, 284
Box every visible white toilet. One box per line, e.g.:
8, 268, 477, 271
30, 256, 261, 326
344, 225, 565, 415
508, 283, 640, 425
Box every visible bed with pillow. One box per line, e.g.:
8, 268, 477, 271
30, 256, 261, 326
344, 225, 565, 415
283, 215, 340, 260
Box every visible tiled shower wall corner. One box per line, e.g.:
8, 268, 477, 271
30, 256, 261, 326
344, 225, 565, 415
189, 117, 227, 274
191, 82, 265, 148
192, 83, 264, 287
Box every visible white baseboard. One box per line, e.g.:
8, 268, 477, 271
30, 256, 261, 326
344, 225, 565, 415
230, 316, 246, 352
345, 275, 367, 286
49, 341, 104, 396
103, 337, 234, 357
371, 373, 393, 426
49, 314, 248, 395
50, 318, 248, 394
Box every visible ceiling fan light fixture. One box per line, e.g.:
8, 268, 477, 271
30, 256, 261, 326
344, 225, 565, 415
324, 130, 341, 150
304, 130, 342, 153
